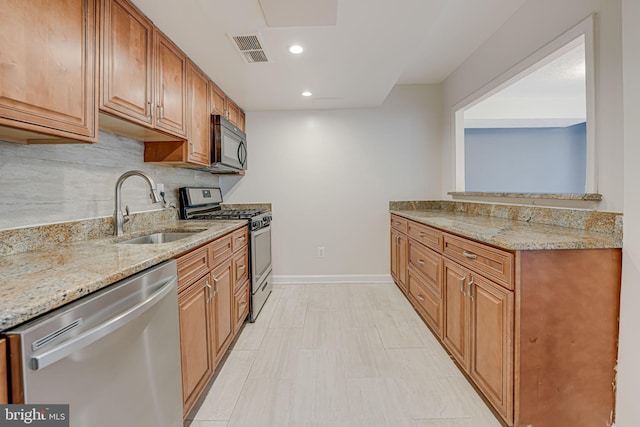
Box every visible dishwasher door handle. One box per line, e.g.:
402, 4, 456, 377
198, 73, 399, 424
30, 275, 177, 371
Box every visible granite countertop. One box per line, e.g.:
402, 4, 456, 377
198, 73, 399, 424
391, 209, 622, 251
0, 219, 246, 332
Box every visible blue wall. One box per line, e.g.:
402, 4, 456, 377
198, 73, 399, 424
464, 123, 586, 193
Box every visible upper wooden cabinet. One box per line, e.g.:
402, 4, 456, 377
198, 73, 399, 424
154, 30, 188, 138
99, 0, 154, 126
0, 0, 97, 143
208, 80, 246, 132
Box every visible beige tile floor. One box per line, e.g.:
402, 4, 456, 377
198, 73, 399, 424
186, 283, 502, 427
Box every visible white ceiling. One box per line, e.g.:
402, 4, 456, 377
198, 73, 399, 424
131, 0, 527, 111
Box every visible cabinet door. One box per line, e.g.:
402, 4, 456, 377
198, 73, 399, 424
227, 100, 240, 126
178, 275, 214, 415
155, 30, 187, 137
186, 61, 210, 166
209, 81, 227, 116
469, 273, 514, 421
443, 259, 470, 368
212, 259, 234, 361
390, 230, 408, 294
0, 0, 97, 142
237, 109, 246, 132
100, 0, 153, 125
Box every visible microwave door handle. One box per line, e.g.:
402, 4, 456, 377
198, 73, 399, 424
239, 141, 247, 167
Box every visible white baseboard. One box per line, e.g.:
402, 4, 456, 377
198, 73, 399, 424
272, 274, 394, 285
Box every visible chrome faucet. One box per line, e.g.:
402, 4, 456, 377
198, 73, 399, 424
114, 170, 162, 236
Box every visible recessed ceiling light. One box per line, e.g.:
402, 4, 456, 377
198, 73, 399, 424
302, 91, 312, 97
289, 45, 304, 54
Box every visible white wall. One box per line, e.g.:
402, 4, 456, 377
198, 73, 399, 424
221, 85, 442, 282
441, 0, 624, 212
0, 132, 220, 230
615, 1, 640, 425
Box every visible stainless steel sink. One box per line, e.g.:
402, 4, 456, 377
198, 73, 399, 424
119, 232, 199, 244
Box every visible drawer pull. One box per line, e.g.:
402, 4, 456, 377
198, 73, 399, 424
237, 236, 246, 242
468, 275, 475, 302
417, 259, 425, 266
419, 232, 427, 238
213, 276, 219, 294
459, 274, 466, 296
463, 251, 478, 260
394, 221, 401, 225
416, 294, 425, 302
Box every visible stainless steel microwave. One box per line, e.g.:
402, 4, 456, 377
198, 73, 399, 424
199, 115, 247, 173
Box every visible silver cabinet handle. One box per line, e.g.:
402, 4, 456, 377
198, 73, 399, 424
463, 251, 477, 259
237, 236, 246, 242
416, 294, 425, 302
30, 275, 177, 371
394, 221, 401, 225
417, 259, 425, 266
459, 273, 466, 296
205, 279, 212, 303
213, 276, 219, 294
189, 142, 194, 154
419, 232, 427, 238
468, 275, 475, 302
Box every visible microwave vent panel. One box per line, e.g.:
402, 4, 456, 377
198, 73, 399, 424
230, 34, 271, 63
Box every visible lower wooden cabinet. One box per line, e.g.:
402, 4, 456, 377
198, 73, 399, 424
175, 226, 249, 418
390, 213, 621, 426
178, 275, 214, 414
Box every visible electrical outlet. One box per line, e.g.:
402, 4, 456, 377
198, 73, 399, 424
317, 246, 325, 258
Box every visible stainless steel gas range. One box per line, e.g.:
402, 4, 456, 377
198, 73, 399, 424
179, 187, 272, 322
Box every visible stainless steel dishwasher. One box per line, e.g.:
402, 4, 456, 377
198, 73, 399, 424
6, 260, 182, 427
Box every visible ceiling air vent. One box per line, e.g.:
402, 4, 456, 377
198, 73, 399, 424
230, 34, 271, 63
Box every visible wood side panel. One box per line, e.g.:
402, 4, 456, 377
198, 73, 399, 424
515, 249, 621, 427
0, 338, 7, 404
7, 335, 23, 404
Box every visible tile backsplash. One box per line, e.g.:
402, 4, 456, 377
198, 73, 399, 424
0, 131, 220, 230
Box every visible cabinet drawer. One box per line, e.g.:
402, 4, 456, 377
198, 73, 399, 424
233, 249, 249, 291
443, 234, 514, 289
209, 234, 233, 269
408, 269, 442, 335
390, 215, 408, 233
408, 239, 441, 293
232, 226, 248, 252
233, 279, 250, 333
176, 245, 209, 292
407, 221, 443, 252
